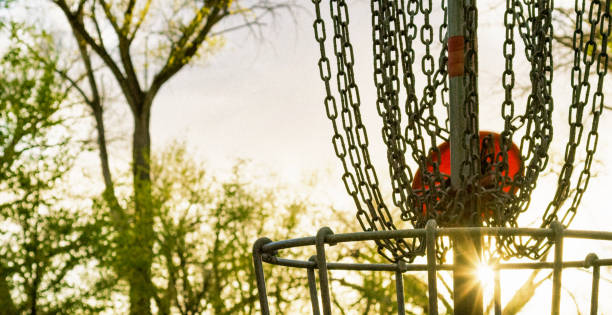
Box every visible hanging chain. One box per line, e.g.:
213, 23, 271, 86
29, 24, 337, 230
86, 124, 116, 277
514, 0, 610, 260
312, 0, 418, 262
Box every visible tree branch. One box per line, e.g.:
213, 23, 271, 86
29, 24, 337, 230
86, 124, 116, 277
53, 0, 136, 110
70, 10, 127, 227
122, 0, 137, 36
129, 0, 152, 40
97, 0, 143, 110
149, 6, 226, 99
90, 0, 108, 58
97, 0, 121, 34
19, 40, 91, 104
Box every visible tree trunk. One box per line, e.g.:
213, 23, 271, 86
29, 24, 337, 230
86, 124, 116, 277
128, 105, 154, 315
0, 265, 17, 315
90, 102, 126, 222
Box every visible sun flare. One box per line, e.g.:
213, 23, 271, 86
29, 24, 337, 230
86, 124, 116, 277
476, 263, 496, 287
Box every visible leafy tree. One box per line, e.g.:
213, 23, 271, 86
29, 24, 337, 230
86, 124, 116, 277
97, 144, 310, 314
0, 27, 105, 314
6, 1, 295, 313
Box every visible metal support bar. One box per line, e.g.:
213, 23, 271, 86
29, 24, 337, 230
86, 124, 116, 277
307, 256, 321, 315
260, 226, 612, 253
426, 220, 439, 315
315, 227, 334, 315
585, 253, 600, 315
453, 232, 483, 315
254, 225, 612, 314
494, 268, 502, 315
551, 222, 564, 315
449, 0, 467, 185
253, 237, 273, 315
448, 0, 482, 312
396, 261, 406, 315
261, 255, 612, 271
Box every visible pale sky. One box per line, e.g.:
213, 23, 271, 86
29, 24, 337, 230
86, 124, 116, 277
150, 7, 337, 181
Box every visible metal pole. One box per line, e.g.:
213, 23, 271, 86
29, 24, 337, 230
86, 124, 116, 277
448, 0, 483, 314
494, 268, 502, 315
253, 238, 272, 315
395, 261, 406, 315
551, 222, 564, 315
307, 256, 321, 315
585, 253, 600, 315
426, 220, 439, 315
315, 227, 334, 315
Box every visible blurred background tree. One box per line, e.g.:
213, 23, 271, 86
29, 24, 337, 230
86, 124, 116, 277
0, 25, 107, 314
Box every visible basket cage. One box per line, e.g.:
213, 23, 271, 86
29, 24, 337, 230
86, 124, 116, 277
253, 222, 612, 315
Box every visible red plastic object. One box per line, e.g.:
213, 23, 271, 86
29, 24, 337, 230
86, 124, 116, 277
412, 131, 522, 193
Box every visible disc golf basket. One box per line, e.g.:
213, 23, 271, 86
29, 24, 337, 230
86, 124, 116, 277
253, 0, 611, 314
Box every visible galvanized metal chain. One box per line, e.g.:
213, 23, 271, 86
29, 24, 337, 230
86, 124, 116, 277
312, 0, 418, 262
485, 0, 556, 258
513, 0, 610, 260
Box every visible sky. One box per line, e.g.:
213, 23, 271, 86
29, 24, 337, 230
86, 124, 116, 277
146, 1, 612, 313
150, 7, 335, 182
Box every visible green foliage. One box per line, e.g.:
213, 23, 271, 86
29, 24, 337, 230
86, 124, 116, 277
86, 144, 312, 314
0, 29, 107, 314
73, 141, 452, 314
0, 44, 64, 183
